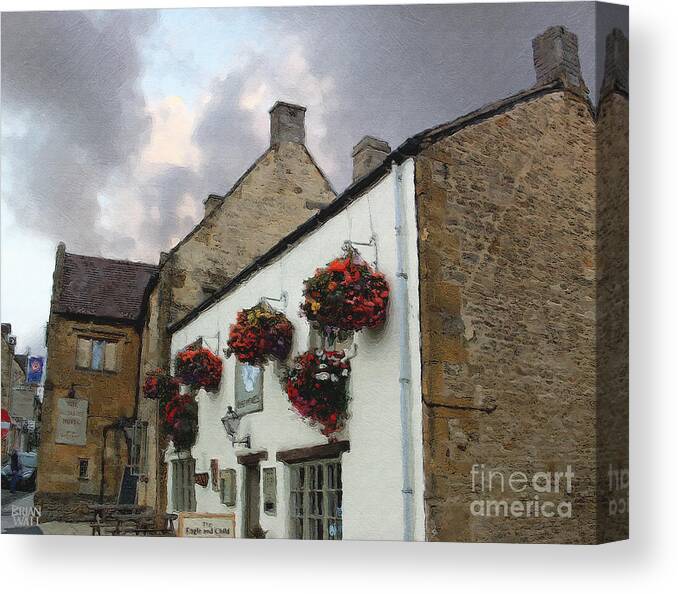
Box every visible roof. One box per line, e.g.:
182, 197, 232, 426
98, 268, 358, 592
14, 354, 28, 374
170, 80, 591, 333
54, 252, 158, 323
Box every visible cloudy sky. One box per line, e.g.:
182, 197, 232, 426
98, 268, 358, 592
1, 2, 627, 356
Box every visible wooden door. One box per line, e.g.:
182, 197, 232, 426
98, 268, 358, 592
244, 464, 260, 538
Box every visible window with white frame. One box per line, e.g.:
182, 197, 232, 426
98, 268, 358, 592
172, 458, 196, 512
76, 336, 118, 372
289, 459, 342, 540
130, 421, 148, 477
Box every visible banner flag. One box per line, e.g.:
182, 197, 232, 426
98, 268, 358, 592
27, 356, 44, 384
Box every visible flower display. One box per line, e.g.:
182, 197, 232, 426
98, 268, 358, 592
175, 347, 223, 392
227, 303, 294, 366
285, 350, 351, 436
161, 392, 199, 451
301, 247, 389, 333
142, 368, 181, 403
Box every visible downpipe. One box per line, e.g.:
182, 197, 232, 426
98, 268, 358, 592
393, 161, 415, 541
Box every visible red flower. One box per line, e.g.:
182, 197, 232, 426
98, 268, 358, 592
227, 303, 294, 366
301, 248, 389, 333
175, 347, 223, 392
285, 350, 350, 436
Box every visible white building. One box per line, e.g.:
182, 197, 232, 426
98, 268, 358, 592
167, 157, 426, 541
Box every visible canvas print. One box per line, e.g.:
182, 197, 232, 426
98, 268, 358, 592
0, 2, 628, 543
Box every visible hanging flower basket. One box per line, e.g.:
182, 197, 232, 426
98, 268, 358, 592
227, 303, 294, 366
175, 347, 223, 392
161, 392, 199, 451
301, 247, 389, 334
142, 368, 181, 403
285, 350, 351, 436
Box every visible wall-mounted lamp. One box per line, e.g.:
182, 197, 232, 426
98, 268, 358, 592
220, 406, 251, 449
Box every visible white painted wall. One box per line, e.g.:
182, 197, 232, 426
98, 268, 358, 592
167, 159, 425, 541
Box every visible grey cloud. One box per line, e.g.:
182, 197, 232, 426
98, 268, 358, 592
1, 10, 155, 256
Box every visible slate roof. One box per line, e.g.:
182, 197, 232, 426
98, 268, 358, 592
54, 252, 158, 322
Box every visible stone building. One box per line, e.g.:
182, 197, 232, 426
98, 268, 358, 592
158, 26, 628, 543
134, 101, 336, 515
1, 323, 27, 462
35, 245, 157, 520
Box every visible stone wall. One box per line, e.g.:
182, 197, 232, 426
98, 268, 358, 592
164, 141, 336, 327
36, 315, 139, 520
595, 89, 629, 542
416, 89, 599, 543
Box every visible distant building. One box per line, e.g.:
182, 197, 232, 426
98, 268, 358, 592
35, 247, 157, 520
1, 323, 40, 460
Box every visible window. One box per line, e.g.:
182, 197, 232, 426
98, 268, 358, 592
76, 337, 117, 372
220, 469, 236, 506
289, 459, 342, 540
78, 459, 90, 479
172, 458, 196, 512
130, 421, 148, 477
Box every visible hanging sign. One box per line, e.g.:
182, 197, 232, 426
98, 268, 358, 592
55, 398, 88, 445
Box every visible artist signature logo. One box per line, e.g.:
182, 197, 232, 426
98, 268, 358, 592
11, 505, 42, 527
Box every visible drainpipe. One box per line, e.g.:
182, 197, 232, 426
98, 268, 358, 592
393, 161, 414, 541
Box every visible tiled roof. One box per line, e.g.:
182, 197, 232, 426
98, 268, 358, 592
54, 252, 157, 322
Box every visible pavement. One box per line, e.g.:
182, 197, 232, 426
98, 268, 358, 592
1, 489, 91, 535
1, 489, 42, 534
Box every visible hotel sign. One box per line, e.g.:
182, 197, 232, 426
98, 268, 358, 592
55, 398, 88, 445
177, 512, 236, 538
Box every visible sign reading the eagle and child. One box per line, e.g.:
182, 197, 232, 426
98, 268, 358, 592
177, 513, 236, 538
55, 398, 88, 446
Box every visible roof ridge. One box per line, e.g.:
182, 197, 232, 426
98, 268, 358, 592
64, 251, 158, 270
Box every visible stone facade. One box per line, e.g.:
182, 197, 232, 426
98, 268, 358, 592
1, 324, 27, 462
35, 244, 156, 521
594, 33, 629, 542
414, 27, 628, 543
416, 88, 598, 543
36, 316, 141, 520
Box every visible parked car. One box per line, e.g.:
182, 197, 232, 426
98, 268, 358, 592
1, 451, 38, 491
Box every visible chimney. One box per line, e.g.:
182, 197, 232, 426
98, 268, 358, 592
54, 241, 66, 298
532, 26, 586, 91
270, 101, 306, 147
203, 194, 223, 217
601, 28, 629, 96
352, 136, 391, 182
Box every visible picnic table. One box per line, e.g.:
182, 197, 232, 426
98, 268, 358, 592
87, 504, 149, 536
112, 512, 178, 537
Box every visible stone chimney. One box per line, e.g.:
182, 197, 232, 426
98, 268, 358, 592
270, 101, 306, 147
352, 136, 391, 182
203, 193, 224, 217
601, 28, 628, 96
532, 26, 586, 91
